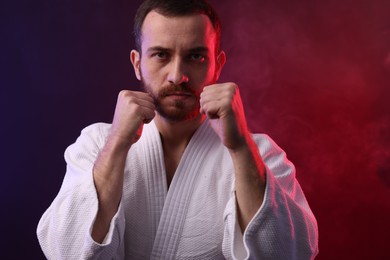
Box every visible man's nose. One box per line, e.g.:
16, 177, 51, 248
167, 59, 189, 85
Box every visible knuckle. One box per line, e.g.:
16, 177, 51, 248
127, 95, 136, 104
226, 82, 238, 93
118, 90, 129, 98
229, 83, 237, 91
131, 103, 142, 114
222, 89, 233, 100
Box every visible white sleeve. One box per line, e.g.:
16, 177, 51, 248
222, 134, 319, 260
36, 123, 125, 259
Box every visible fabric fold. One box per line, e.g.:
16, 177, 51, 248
37, 121, 318, 259
151, 120, 220, 259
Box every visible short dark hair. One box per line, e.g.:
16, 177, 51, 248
134, 0, 221, 53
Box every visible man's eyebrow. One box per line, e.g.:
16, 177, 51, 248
188, 46, 209, 53
146, 46, 171, 53
146, 46, 209, 53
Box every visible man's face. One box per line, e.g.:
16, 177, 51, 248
131, 11, 225, 121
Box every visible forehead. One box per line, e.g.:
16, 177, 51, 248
141, 11, 217, 52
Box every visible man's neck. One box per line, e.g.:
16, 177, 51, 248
154, 114, 206, 148
154, 114, 206, 187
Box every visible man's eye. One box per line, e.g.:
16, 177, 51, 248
190, 54, 205, 62
153, 52, 167, 59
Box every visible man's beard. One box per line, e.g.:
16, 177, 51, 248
141, 78, 201, 122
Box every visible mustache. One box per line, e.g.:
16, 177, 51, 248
158, 83, 196, 97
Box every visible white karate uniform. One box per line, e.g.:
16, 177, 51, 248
37, 119, 318, 259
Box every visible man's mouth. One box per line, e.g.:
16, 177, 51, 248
167, 91, 193, 96
163, 92, 194, 100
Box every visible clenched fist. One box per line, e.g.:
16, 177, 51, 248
199, 82, 250, 150
109, 90, 156, 148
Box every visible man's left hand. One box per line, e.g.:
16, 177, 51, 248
200, 82, 250, 150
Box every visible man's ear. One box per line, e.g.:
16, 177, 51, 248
215, 50, 226, 81
130, 50, 141, 81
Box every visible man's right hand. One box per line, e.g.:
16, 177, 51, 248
109, 90, 156, 149
91, 90, 155, 243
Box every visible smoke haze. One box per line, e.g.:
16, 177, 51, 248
1, 0, 389, 259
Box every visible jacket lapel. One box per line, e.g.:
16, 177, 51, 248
150, 119, 219, 259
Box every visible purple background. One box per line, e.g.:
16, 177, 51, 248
1, 0, 389, 259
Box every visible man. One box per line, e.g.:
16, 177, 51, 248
37, 0, 319, 259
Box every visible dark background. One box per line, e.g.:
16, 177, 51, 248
1, 0, 389, 259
